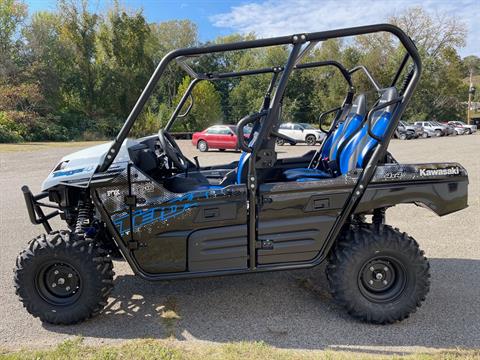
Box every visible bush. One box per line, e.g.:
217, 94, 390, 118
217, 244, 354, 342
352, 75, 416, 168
0, 111, 25, 142
0, 111, 70, 142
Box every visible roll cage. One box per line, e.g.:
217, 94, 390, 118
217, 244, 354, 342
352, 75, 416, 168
99, 23, 421, 173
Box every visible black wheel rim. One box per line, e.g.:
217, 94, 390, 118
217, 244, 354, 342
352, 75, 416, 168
36, 261, 82, 306
358, 256, 407, 303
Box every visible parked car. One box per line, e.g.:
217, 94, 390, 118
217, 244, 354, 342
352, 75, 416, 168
192, 125, 248, 152
277, 122, 326, 145
432, 121, 455, 136
414, 121, 446, 137
399, 121, 423, 138
394, 123, 415, 140
441, 121, 464, 135
447, 121, 477, 135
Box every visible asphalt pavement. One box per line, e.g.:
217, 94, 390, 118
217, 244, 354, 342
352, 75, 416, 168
0, 135, 479, 352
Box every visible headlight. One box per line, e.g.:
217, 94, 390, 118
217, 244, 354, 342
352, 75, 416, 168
53, 160, 70, 172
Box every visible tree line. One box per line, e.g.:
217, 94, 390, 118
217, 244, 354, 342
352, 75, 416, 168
0, 0, 478, 143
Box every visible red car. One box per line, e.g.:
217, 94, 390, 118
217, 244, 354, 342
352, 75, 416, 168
192, 125, 247, 152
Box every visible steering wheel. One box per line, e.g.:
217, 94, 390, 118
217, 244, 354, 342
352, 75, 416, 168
158, 129, 189, 171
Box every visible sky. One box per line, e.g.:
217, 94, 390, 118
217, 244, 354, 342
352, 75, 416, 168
26, 0, 479, 57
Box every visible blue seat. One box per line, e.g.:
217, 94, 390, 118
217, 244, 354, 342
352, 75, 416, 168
287, 88, 398, 181
338, 88, 397, 174
284, 94, 367, 181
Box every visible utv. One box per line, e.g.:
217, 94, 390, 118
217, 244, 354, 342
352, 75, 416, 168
15, 24, 468, 325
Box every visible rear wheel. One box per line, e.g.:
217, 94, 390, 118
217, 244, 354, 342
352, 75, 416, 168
326, 224, 430, 324
305, 134, 316, 146
14, 231, 114, 325
422, 132, 428, 138
197, 140, 208, 152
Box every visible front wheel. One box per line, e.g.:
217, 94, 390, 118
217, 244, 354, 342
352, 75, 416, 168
466, 129, 472, 135
197, 140, 208, 152
422, 132, 429, 138
399, 133, 407, 140
326, 224, 430, 324
435, 129, 442, 137
305, 134, 316, 146
14, 231, 114, 325
276, 138, 285, 146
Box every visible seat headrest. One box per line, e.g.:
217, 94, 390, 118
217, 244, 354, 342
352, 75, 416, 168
378, 87, 398, 113
351, 93, 367, 116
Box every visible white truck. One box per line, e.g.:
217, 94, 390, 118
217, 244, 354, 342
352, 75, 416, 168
277, 122, 326, 145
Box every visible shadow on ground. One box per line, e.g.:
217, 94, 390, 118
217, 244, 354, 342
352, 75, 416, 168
44, 258, 480, 350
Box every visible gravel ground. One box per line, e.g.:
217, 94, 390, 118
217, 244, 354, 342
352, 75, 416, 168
0, 135, 479, 353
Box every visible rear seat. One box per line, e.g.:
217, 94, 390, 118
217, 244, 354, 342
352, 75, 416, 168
284, 93, 367, 181
286, 87, 399, 181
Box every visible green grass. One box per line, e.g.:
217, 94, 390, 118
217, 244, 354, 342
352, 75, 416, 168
1, 338, 479, 360
0, 141, 107, 152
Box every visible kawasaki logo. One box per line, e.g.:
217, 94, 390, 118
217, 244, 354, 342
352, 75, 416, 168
419, 167, 460, 176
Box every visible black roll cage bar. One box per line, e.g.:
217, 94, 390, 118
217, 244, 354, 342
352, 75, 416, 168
165, 59, 354, 132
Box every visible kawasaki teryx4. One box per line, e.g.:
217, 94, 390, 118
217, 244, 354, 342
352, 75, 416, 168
16, 24, 468, 325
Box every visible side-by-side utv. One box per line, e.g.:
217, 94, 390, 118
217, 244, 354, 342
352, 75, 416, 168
15, 24, 468, 325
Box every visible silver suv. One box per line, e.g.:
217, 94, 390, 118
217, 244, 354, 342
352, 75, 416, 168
414, 121, 446, 137
399, 121, 423, 138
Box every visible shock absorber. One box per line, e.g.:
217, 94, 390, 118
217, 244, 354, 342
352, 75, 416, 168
74, 200, 93, 236
372, 208, 386, 228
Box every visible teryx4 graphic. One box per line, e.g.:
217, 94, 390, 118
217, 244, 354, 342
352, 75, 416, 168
16, 24, 468, 325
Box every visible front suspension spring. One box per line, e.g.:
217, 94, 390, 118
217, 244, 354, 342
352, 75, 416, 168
75, 201, 93, 235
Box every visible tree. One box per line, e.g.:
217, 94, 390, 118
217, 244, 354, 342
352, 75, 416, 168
172, 76, 223, 132
390, 7, 466, 57
463, 55, 480, 76
147, 20, 199, 109
387, 8, 468, 121
0, 0, 27, 80
58, 0, 98, 117
22, 11, 71, 110
97, 6, 153, 119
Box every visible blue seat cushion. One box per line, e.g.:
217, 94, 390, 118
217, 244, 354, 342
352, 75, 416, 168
284, 168, 331, 180
296, 177, 327, 182
194, 185, 223, 191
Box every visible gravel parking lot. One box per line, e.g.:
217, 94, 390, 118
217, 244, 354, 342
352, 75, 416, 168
0, 135, 479, 353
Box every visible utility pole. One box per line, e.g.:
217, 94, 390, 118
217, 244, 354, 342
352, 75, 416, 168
467, 69, 473, 125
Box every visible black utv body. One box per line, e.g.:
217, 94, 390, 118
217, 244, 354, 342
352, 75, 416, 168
16, 24, 468, 325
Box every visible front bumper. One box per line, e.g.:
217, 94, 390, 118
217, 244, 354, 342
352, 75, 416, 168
21, 186, 60, 233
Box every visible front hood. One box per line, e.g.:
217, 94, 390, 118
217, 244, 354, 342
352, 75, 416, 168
41, 139, 136, 191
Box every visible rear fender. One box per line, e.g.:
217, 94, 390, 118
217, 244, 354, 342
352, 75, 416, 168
356, 163, 468, 216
